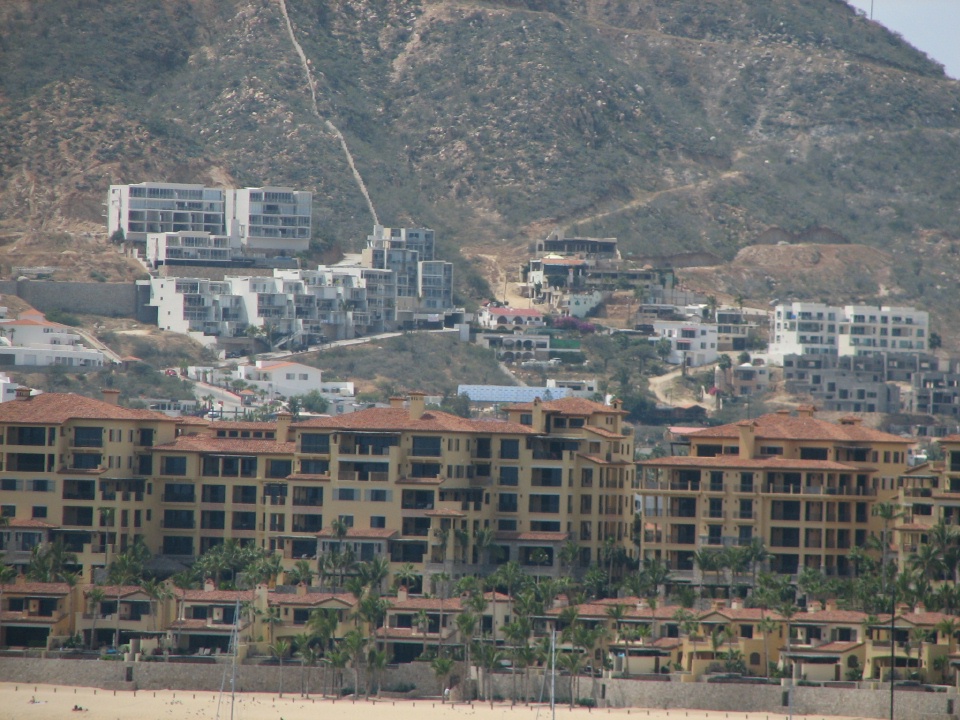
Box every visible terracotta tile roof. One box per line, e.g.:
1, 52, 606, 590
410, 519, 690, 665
494, 531, 568, 543
896, 523, 930, 531
387, 596, 464, 612
268, 591, 354, 607
176, 416, 211, 426
425, 508, 466, 518
505, 397, 626, 416
0, 581, 71, 596
294, 407, 535, 435
637, 455, 861, 472
578, 453, 631, 465
0, 393, 171, 423
793, 610, 872, 624
175, 588, 255, 603
316, 528, 397, 539
899, 611, 955, 626
83, 585, 146, 599
5, 518, 57, 529
153, 436, 295, 454
651, 637, 682, 649
687, 413, 911, 444
704, 607, 785, 622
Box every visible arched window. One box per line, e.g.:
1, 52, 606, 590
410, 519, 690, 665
749, 652, 761, 666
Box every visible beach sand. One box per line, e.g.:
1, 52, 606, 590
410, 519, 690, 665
3, 683, 867, 720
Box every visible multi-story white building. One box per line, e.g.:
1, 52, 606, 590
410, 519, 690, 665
650, 320, 718, 367
145, 231, 241, 269
108, 183, 311, 256
769, 303, 928, 364
235, 360, 323, 399
226, 187, 312, 255
0, 312, 106, 369
108, 183, 226, 245
476, 306, 545, 330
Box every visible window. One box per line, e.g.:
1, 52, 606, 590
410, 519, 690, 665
370, 516, 386, 529
411, 436, 442, 457
13, 427, 46, 446
336, 488, 358, 501
73, 427, 104, 448
498, 493, 518, 513
759, 446, 783, 456
368, 489, 389, 502
0, 505, 15, 518
500, 439, 520, 459
410, 463, 440, 478
301, 433, 330, 454
161, 456, 187, 476
268, 459, 292, 478
31, 505, 47, 519
499, 466, 519, 486
498, 519, 517, 531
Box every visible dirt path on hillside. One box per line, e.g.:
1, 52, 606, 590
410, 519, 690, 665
648, 365, 715, 411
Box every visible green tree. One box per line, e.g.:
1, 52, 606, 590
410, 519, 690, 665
431, 656, 454, 702
270, 639, 290, 696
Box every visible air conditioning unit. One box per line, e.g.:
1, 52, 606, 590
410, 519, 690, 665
212, 607, 224, 622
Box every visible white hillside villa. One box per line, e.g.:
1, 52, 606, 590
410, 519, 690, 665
0, 311, 105, 369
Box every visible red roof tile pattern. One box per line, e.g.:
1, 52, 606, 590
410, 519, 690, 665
268, 592, 354, 607
505, 397, 626, 416
584, 426, 628, 439
5, 518, 57, 529
176, 416, 211, 427
425, 508, 466, 518
651, 637, 682, 649
687, 413, 911, 444
387, 597, 464, 612
638, 455, 861, 471
0, 393, 171, 424
0, 581, 71, 596
785, 641, 862, 655
899, 611, 955, 626
316, 528, 397, 539
153, 436, 295, 455
792, 610, 872, 624
294, 407, 535, 434
175, 589, 255, 603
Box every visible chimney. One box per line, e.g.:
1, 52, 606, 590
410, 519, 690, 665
397, 585, 409, 602
807, 601, 823, 613
101, 389, 120, 406
637, 597, 649, 611
296, 582, 308, 597
14, 386, 31, 400
731, 598, 743, 610
825, 599, 838, 612
532, 396, 545, 431
797, 404, 815, 418
712, 599, 725, 611
915, 601, 926, 615
275, 411, 292, 441
408, 392, 426, 420
389, 396, 405, 409
203, 578, 215, 592
896, 603, 910, 615
737, 420, 756, 459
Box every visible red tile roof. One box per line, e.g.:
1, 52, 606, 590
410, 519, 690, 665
687, 413, 911, 444
792, 609, 872, 624
268, 591, 354, 607
387, 596, 464, 612
0, 393, 171, 423
0, 581, 71, 595
294, 407, 535, 435
785, 641, 862, 656
316, 528, 397, 539
176, 416, 211, 427
584, 426, 628, 439
175, 589, 255, 603
153, 436, 295, 454
638, 455, 861, 472
425, 508, 466, 518
5, 518, 57, 529
83, 585, 146, 599
702, 607, 785, 622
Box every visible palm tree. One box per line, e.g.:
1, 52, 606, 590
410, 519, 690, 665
431, 656, 454, 702
393, 562, 418, 593
0, 563, 17, 648
455, 611, 477, 699
297, 643, 319, 698
432, 571, 451, 653
872, 502, 904, 594
140, 578, 172, 632
270, 639, 290, 696
341, 628, 367, 699
557, 650, 583, 708
286, 559, 315, 587
107, 552, 141, 649
367, 647, 388, 697
415, 609, 430, 656
757, 614, 781, 678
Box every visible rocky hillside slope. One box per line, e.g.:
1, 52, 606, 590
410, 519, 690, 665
2, 0, 960, 326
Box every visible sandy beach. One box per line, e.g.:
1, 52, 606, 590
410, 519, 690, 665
4, 683, 869, 720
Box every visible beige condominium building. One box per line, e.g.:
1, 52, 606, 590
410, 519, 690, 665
638, 407, 914, 583
0, 391, 636, 586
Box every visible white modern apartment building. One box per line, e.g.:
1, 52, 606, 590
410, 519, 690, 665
146, 231, 241, 269
0, 312, 106, 369
769, 302, 928, 363
234, 360, 323, 399
108, 183, 225, 244
650, 320, 719, 367
226, 187, 312, 254
108, 183, 311, 255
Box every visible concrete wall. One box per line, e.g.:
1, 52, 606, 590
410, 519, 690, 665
0, 280, 137, 318
0, 658, 955, 719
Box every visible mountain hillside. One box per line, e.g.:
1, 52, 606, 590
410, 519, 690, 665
2, 0, 960, 329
